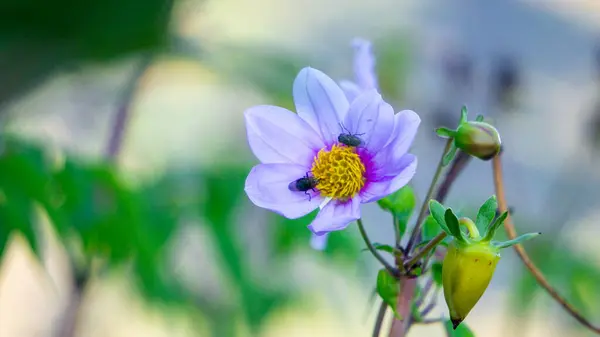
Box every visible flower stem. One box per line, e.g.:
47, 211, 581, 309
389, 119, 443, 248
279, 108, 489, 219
373, 300, 387, 337
357, 218, 398, 276
406, 139, 452, 252
404, 232, 447, 269
492, 155, 600, 334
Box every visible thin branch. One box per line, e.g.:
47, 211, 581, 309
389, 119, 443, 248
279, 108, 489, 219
373, 300, 388, 337
414, 277, 434, 308
492, 155, 600, 334
415, 317, 443, 325
404, 233, 447, 269
406, 139, 452, 252
357, 219, 399, 276
105, 55, 154, 161
420, 292, 438, 317
55, 54, 154, 337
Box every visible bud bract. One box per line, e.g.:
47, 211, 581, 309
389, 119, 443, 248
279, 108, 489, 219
454, 121, 502, 160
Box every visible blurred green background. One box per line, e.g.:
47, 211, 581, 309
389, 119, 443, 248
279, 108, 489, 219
1, 0, 600, 336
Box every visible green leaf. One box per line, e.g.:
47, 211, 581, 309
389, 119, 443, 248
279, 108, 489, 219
431, 262, 443, 286
376, 268, 401, 319
428, 200, 451, 235
482, 211, 509, 242
0, 0, 175, 106
422, 215, 441, 241
444, 208, 465, 242
442, 143, 458, 167
377, 185, 416, 239
362, 243, 396, 255
459, 106, 469, 125
493, 232, 541, 249
436, 127, 456, 138
475, 195, 497, 232
475, 114, 485, 122
444, 319, 475, 336
377, 185, 417, 238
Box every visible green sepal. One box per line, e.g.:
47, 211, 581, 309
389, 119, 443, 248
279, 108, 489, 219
376, 269, 402, 319
493, 232, 541, 249
428, 200, 451, 235
436, 127, 456, 138
475, 195, 498, 231
442, 143, 458, 166
482, 210, 509, 242
459, 106, 469, 124
445, 208, 466, 243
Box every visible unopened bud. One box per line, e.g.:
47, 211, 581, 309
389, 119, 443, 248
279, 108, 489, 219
454, 121, 501, 160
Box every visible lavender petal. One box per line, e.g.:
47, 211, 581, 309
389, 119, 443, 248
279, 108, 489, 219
245, 105, 324, 166
293, 67, 350, 145
245, 163, 322, 219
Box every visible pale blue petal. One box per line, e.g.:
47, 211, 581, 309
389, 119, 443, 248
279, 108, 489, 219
360, 154, 417, 203
245, 105, 324, 166
352, 38, 378, 90
293, 67, 350, 145
245, 163, 322, 219
307, 197, 361, 235
343, 89, 395, 153
339, 80, 361, 103
310, 233, 329, 251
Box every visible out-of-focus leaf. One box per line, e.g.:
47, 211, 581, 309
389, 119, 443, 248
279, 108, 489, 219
431, 262, 443, 286
0, 0, 175, 106
202, 166, 286, 332
377, 185, 416, 239
376, 268, 401, 319
444, 320, 475, 336
361, 243, 395, 254
422, 215, 441, 241
0, 136, 58, 258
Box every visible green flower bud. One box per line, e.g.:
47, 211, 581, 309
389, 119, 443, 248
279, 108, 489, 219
429, 196, 540, 329
435, 106, 503, 165
454, 121, 502, 160
442, 240, 500, 329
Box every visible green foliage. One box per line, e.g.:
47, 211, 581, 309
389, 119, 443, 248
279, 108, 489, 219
422, 215, 441, 241
362, 243, 396, 255
0, 0, 176, 106
444, 320, 475, 336
376, 268, 401, 319
431, 262, 443, 286
428, 200, 451, 235
444, 209, 465, 243
482, 211, 508, 242
377, 185, 416, 239
475, 196, 497, 233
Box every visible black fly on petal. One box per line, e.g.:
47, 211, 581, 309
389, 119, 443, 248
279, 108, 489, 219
338, 122, 364, 147
288, 172, 319, 201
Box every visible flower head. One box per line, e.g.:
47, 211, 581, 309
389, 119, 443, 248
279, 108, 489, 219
244, 67, 419, 236
339, 38, 379, 103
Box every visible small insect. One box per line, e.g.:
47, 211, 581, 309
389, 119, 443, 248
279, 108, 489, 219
288, 172, 319, 201
338, 123, 365, 147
